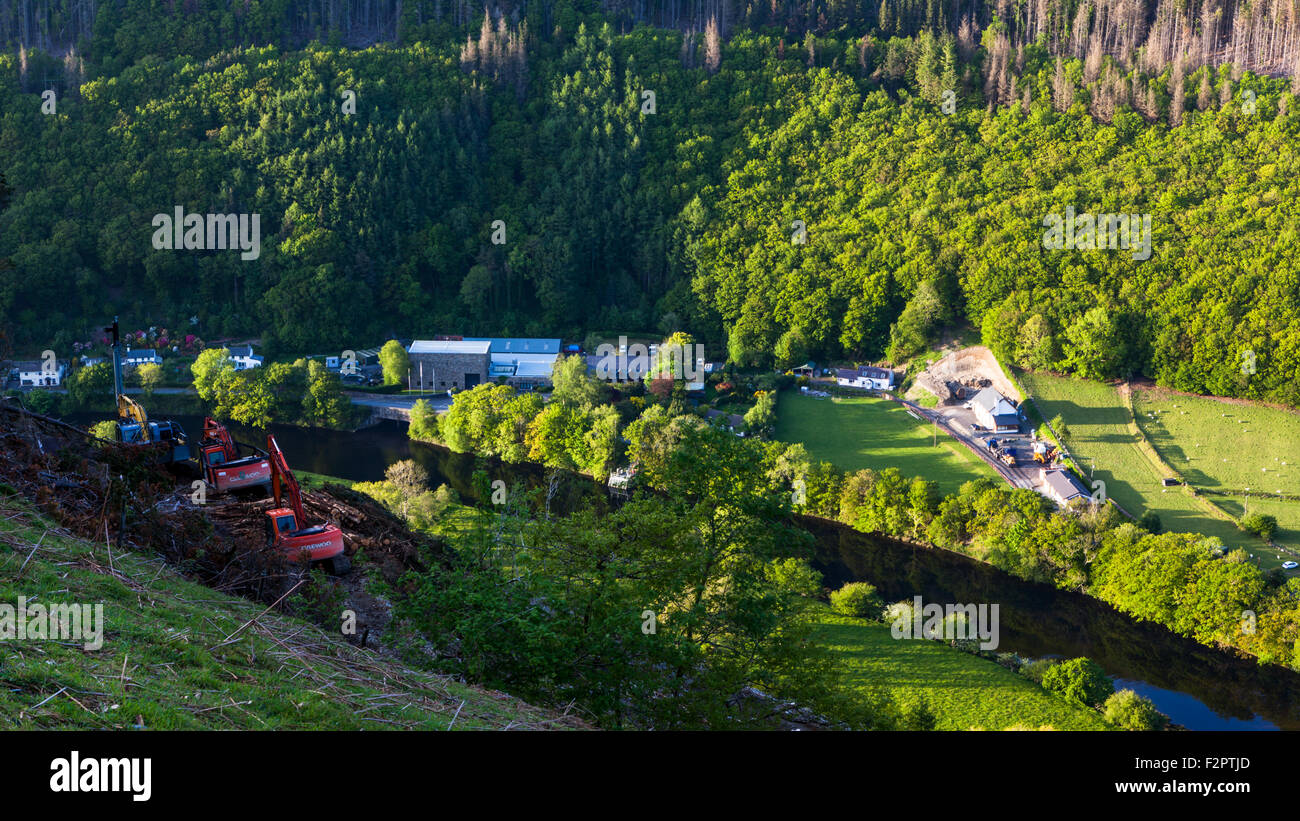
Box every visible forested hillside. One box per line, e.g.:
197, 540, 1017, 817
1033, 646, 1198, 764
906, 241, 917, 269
5, 0, 1300, 77
2, 1, 1300, 405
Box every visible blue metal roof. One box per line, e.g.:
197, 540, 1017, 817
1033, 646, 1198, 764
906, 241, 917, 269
464, 337, 561, 354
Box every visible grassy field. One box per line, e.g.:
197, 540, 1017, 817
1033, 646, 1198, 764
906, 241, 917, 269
812, 608, 1112, 730
1020, 372, 1298, 569
1131, 387, 1300, 563
0, 492, 579, 730
776, 393, 998, 496
1132, 387, 1300, 495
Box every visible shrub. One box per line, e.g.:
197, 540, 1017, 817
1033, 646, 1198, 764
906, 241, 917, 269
897, 698, 937, 731
24, 389, 58, 416
830, 582, 884, 619
1040, 657, 1115, 707
884, 599, 915, 629
1018, 658, 1058, 684
943, 610, 980, 652
1103, 689, 1169, 731
995, 652, 1023, 671
407, 399, 439, 441
1239, 512, 1278, 540
89, 420, 119, 442
1050, 414, 1070, 439
768, 558, 822, 599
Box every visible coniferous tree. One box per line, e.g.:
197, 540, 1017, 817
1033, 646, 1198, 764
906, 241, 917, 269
704, 16, 721, 73
1169, 57, 1186, 126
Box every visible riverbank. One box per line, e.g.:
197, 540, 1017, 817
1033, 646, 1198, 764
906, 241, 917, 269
336, 468, 1123, 730
811, 607, 1112, 730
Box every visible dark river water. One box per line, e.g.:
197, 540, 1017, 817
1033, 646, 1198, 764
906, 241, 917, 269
70, 413, 1300, 730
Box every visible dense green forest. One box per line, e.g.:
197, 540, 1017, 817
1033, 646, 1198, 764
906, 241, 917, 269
3, 1, 1300, 406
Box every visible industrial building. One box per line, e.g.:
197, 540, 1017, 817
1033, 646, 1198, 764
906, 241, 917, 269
406, 339, 491, 391
466, 337, 561, 390
406, 337, 561, 391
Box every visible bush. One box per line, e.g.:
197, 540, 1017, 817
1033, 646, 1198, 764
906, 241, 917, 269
407, 399, 439, 441
1239, 512, 1278, 540
897, 698, 937, 731
1050, 414, 1070, 439
1040, 657, 1115, 707
24, 389, 59, 416
89, 420, 119, 441
883, 599, 915, 629
767, 558, 822, 599
1103, 689, 1169, 731
942, 610, 980, 652
830, 582, 884, 619
1018, 658, 1058, 684
995, 652, 1023, 671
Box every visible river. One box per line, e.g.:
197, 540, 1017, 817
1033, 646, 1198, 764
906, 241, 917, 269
69, 413, 1300, 729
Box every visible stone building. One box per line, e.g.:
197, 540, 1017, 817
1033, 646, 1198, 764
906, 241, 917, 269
406, 340, 490, 391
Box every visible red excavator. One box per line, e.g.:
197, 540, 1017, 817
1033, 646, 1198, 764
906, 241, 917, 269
264, 434, 349, 575
198, 418, 272, 494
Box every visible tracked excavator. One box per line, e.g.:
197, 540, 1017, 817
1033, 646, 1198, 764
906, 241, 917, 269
264, 433, 349, 575
105, 317, 191, 465
198, 417, 271, 494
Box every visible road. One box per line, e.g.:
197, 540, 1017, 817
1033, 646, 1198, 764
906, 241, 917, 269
344, 392, 453, 413
14, 385, 197, 395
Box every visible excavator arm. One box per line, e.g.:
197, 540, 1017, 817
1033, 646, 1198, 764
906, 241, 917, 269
266, 434, 306, 526
202, 417, 237, 457
117, 394, 150, 440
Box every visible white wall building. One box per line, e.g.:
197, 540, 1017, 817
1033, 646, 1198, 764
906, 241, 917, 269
15, 360, 68, 387
835, 365, 897, 391
228, 345, 264, 371
122, 348, 163, 367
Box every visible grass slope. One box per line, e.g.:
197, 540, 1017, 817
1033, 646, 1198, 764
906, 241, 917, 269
0, 493, 580, 730
1132, 387, 1300, 564
812, 609, 1111, 731
776, 393, 998, 496
1020, 372, 1297, 570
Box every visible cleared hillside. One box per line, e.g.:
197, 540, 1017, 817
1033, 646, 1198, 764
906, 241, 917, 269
0, 492, 583, 730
